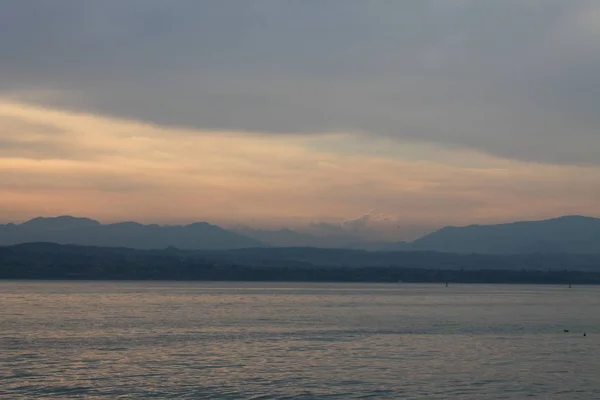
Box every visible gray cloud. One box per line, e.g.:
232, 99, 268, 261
1, 0, 599, 164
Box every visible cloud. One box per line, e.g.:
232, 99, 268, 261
1, 99, 600, 239
0, 1, 598, 165
341, 210, 387, 231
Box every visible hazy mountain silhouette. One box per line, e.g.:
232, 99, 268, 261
235, 227, 409, 251
234, 228, 324, 247
0, 216, 263, 250
410, 215, 600, 254
21, 216, 101, 230
2, 215, 600, 253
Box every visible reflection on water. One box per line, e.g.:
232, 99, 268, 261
1, 281, 599, 399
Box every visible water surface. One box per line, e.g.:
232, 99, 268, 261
1, 281, 599, 399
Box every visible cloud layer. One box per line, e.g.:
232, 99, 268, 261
1, 1, 599, 164
2, 99, 599, 239
1, 1, 599, 239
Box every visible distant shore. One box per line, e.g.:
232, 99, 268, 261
3, 242, 600, 284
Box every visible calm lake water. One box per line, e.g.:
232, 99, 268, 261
1, 281, 599, 399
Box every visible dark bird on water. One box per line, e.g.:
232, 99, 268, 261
583, 332, 586, 337
564, 329, 569, 332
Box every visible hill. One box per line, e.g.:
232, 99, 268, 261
2, 243, 600, 283
3, 215, 600, 254
235, 227, 409, 251
410, 215, 600, 254
0, 216, 263, 250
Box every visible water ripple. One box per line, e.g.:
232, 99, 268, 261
1, 281, 599, 399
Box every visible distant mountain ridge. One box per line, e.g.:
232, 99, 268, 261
234, 227, 409, 251
0, 216, 262, 250
411, 215, 600, 254
1, 215, 600, 254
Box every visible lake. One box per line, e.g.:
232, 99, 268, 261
1, 281, 599, 399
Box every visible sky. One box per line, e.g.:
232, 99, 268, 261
1, 0, 599, 240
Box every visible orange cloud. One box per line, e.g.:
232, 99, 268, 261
1, 98, 599, 237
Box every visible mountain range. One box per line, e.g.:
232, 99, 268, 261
233, 227, 409, 251
410, 215, 600, 254
1, 215, 599, 254
0, 216, 261, 250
